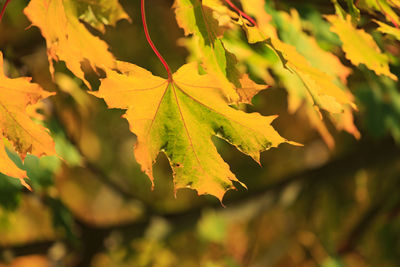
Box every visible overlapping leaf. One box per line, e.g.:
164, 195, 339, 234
360, 0, 400, 26
331, 0, 360, 22
215, 1, 358, 147
275, 10, 351, 83
93, 62, 293, 201
24, 0, 128, 87
174, 0, 246, 102
75, 0, 130, 33
270, 40, 358, 146
326, 15, 397, 80
0, 52, 56, 189
270, 9, 359, 144
375, 20, 400, 41
236, 4, 353, 112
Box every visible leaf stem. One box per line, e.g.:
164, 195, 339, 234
0, 0, 11, 22
141, 0, 173, 81
223, 0, 257, 26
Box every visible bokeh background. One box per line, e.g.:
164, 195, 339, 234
1, 0, 400, 266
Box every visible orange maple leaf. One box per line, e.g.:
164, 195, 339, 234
0, 52, 56, 189
24, 0, 123, 87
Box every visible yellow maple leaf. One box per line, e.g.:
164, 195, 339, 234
374, 20, 400, 41
24, 0, 124, 87
326, 15, 397, 81
0, 52, 56, 189
217, 1, 359, 147
236, 74, 269, 104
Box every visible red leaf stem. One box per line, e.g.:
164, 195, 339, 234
0, 0, 11, 21
223, 0, 257, 26
141, 0, 173, 81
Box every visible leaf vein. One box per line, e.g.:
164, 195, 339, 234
171, 82, 206, 176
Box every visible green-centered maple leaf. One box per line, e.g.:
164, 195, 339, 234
0, 52, 56, 189
92, 62, 294, 201
326, 15, 397, 81
24, 0, 128, 87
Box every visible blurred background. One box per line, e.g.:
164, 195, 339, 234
0, 0, 400, 266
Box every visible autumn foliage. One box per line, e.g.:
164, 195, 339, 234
1, 0, 400, 266
2, 0, 398, 200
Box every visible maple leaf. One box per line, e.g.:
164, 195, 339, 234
92, 62, 294, 201
270, 40, 358, 146
173, 0, 242, 101
24, 0, 128, 87
276, 9, 351, 84
175, 0, 312, 107
174, 0, 274, 106
236, 74, 269, 104
360, 0, 400, 26
238, 0, 277, 39
216, 1, 358, 147
326, 15, 397, 81
0, 52, 56, 189
374, 20, 400, 41
268, 9, 359, 144
75, 0, 130, 33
